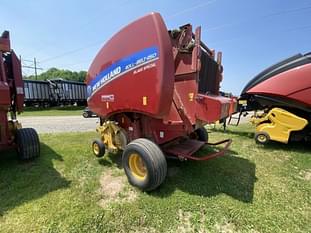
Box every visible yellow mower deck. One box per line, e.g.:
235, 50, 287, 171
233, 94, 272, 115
251, 108, 308, 144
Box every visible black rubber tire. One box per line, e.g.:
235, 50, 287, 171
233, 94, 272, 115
255, 132, 270, 145
16, 128, 40, 161
122, 138, 167, 191
194, 127, 208, 142
92, 139, 105, 157
82, 112, 89, 118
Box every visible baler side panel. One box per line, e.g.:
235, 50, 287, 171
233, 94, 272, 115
86, 13, 175, 119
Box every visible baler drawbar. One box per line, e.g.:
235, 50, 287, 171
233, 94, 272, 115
86, 13, 236, 191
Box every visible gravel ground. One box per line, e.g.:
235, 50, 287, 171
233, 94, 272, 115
18, 116, 99, 134
17, 113, 251, 134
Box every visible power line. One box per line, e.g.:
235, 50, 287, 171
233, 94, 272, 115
208, 24, 311, 45
206, 5, 311, 32
40, 40, 103, 63
35, 2, 311, 70
20, 56, 43, 79
29, 0, 131, 59
166, 0, 218, 19
39, 1, 219, 65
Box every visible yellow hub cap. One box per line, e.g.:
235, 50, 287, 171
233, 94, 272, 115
258, 134, 267, 143
93, 143, 100, 155
129, 153, 147, 180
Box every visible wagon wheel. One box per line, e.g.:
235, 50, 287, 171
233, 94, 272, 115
122, 138, 167, 191
190, 127, 208, 142
92, 139, 105, 157
255, 132, 270, 145
82, 111, 89, 118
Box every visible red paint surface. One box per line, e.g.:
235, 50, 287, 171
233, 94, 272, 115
0, 32, 23, 149
87, 12, 174, 118
247, 63, 311, 107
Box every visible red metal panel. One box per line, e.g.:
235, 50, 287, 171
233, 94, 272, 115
247, 63, 311, 107
195, 94, 232, 123
87, 13, 175, 118
288, 88, 311, 106
0, 31, 10, 52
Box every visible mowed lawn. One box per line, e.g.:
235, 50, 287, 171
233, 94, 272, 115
0, 124, 310, 232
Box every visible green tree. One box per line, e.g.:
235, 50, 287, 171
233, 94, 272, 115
26, 68, 87, 82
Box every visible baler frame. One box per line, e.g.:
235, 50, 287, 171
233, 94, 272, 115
0, 31, 40, 160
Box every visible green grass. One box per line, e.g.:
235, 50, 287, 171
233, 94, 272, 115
20, 106, 85, 117
0, 124, 310, 232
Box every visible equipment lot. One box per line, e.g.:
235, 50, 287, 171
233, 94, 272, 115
0, 124, 310, 233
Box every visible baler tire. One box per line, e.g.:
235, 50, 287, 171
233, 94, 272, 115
122, 138, 167, 191
16, 128, 40, 161
255, 132, 270, 145
92, 139, 105, 157
195, 127, 208, 142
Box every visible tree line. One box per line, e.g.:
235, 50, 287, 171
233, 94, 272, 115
25, 68, 87, 82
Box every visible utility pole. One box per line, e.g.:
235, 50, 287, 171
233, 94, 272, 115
20, 56, 43, 80
34, 57, 38, 79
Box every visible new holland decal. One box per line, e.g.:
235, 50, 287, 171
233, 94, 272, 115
87, 46, 159, 98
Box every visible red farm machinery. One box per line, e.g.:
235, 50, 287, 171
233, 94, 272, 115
0, 31, 40, 160
238, 52, 311, 145
86, 13, 237, 191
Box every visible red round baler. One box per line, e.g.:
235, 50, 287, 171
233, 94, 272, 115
86, 13, 236, 191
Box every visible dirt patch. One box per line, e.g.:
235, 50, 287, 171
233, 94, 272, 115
176, 209, 192, 233
215, 220, 237, 233
174, 210, 207, 233
130, 227, 158, 233
299, 169, 311, 181
98, 170, 137, 208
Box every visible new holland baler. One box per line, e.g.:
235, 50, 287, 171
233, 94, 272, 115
239, 52, 311, 144
86, 13, 236, 191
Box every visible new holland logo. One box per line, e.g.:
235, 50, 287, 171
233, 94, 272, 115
87, 46, 159, 98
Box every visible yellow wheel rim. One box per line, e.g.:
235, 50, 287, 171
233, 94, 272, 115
93, 143, 100, 155
258, 134, 267, 143
129, 153, 147, 180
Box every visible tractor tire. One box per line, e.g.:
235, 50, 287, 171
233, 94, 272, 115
255, 132, 270, 145
83, 112, 89, 118
16, 128, 40, 161
193, 127, 208, 142
122, 138, 167, 191
92, 139, 105, 157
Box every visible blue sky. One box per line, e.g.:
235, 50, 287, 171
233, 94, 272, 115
1, 0, 310, 95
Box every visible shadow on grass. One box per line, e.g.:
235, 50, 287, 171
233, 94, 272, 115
210, 127, 255, 139
97, 147, 256, 203
262, 140, 311, 154
0, 143, 70, 216
152, 146, 257, 203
